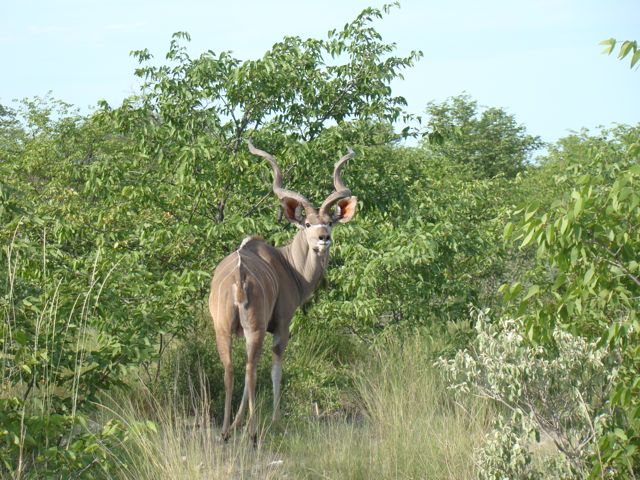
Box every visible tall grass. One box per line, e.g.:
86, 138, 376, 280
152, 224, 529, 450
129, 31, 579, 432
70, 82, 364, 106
106, 332, 491, 479
101, 376, 284, 480
282, 333, 491, 479
1, 225, 119, 478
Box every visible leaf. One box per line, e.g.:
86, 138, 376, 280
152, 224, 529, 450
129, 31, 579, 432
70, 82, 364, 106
146, 420, 158, 434
583, 267, 595, 286
526, 321, 537, 342
503, 222, 514, 241
618, 41, 635, 60
520, 228, 536, 248
606, 322, 621, 346
573, 192, 583, 217
599, 38, 616, 55
613, 428, 628, 441
545, 224, 555, 244
524, 206, 538, 222
14, 330, 29, 346
523, 285, 540, 301
427, 130, 444, 145
571, 247, 579, 265
536, 239, 547, 258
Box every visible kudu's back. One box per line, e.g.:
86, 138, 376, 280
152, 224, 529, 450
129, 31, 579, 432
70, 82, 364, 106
209, 237, 280, 339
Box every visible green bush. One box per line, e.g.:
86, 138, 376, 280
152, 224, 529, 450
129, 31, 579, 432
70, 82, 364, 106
502, 126, 640, 475
440, 311, 613, 478
0, 231, 131, 478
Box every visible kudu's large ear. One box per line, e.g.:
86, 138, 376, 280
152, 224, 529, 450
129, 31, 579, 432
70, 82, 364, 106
281, 197, 306, 226
331, 197, 358, 223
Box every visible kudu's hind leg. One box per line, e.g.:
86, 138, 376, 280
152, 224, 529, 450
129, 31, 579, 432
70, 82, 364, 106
243, 329, 265, 446
215, 334, 233, 441
230, 382, 248, 430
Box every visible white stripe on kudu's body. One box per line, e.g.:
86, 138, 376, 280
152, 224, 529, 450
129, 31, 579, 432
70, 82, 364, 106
209, 141, 358, 445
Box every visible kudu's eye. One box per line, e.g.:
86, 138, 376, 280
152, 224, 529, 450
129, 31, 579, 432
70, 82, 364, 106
305, 222, 311, 228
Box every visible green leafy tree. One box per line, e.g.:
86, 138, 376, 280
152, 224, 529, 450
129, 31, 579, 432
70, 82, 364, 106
0, 5, 424, 475
305, 141, 517, 348
423, 94, 542, 178
503, 125, 640, 477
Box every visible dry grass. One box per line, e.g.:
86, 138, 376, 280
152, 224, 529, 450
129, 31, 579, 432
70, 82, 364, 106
280, 334, 491, 479
100, 383, 284, 479
102, 334, 491, 479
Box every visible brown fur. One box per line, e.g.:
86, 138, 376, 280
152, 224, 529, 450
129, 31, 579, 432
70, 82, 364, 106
209, 144, 357, 443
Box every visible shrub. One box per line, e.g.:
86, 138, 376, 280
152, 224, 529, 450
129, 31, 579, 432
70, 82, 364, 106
0, 229, 132, 478
440, 311, 614, 478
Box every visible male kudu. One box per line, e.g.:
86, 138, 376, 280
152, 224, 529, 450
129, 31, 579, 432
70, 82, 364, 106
209, 141, 357, 443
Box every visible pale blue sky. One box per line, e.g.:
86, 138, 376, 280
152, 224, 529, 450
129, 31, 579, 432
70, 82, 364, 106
1, 0, 638, 144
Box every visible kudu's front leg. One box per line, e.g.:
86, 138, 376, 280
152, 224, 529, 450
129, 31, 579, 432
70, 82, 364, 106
271, 330, 290, 423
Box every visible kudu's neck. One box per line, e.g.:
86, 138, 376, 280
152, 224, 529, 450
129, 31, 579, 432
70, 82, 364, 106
278, 229, 328, 301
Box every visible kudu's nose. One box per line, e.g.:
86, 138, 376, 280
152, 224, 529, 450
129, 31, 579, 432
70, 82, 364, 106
319, 234, 331, 242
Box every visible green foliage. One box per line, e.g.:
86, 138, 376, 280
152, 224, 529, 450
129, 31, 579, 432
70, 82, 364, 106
4, 3, 637, 477
0, 6, 427, 475
0, 231, 133, 477
502, 126, 640, 476
422, 94, 543, 178
155, 137, 516, 418
280, 333, 491, 479
80, 2, 424, 348
601, 38, 640, 69
441, 312, 612, 478
300, 142, 515, 349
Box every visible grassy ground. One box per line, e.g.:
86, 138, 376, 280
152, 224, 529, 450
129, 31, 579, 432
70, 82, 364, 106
102, 334, 492, 479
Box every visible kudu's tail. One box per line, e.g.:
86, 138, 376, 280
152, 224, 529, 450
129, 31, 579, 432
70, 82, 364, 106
232, 249, 249, 337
